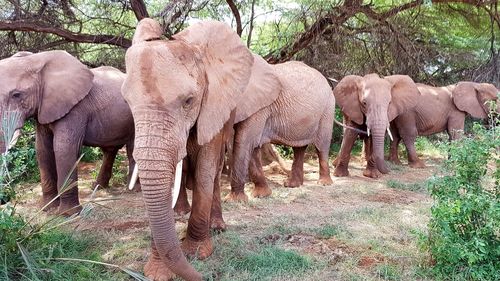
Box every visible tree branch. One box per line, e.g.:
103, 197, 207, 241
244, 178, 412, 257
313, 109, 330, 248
129, 0, 149, 21
0, 20, 131, 48
226, 0, 242, 36
265, 0, 497, 63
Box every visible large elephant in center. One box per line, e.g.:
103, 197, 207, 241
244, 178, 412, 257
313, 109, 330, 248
388, 81, 499, 167
333, 74, 421, 178
0, 51, 136, 215
122, 18, 288, 281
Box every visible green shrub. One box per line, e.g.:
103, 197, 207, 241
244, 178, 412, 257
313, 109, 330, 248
4, 120, 39, 184
81, 146, 103, 163
424, 122, 499, 280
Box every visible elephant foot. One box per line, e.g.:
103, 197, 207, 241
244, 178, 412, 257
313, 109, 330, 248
363, 168, 381, 179
317, 176, 333, 186
223, 191, 248, 202
251, 185, 272, 198
333, 166, 349, 177
56, 202, 82, 217
409, 160, 426, 168
174, 201, 191, 216
283, 177, 302, 188
387, 156, 402, 165
181, 237, 213, 260
92, 181, 108, 189
40, 195, 59, 211
144, 253, 175, 281
210, 218, 227, 232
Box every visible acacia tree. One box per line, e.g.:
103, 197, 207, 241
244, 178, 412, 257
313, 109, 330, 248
0, 0, 498, 84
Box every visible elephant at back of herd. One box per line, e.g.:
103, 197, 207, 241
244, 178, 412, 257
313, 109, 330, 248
2, 17, 499, 281
0, 50, 138, 216
388, 82, 499, 168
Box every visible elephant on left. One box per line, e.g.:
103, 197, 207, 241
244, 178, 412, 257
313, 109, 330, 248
0, 50, 136, 216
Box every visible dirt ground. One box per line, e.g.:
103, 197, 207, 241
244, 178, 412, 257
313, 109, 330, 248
16, 152, 442, 281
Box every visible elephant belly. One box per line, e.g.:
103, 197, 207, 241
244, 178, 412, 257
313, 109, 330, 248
83, 111, 134, 147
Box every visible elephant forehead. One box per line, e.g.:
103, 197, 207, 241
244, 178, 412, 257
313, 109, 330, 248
124, 43, 200, 102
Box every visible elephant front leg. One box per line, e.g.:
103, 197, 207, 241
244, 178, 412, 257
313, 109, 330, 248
387, 125, 402, 165
362, 137, 381, 179
284, 146, 307, 187
182, 134, 225, 260
94, 147, 119, 188
53, 131, 83, 216
249, 147, 272, 198
210, 159, 226, 231
35, 126, 59, 211
334, 126, 359, 177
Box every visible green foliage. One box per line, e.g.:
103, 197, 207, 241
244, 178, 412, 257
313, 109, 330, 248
4, 121, 39, 184
424, 122, 500, 280
0, 205, 118, 280
81, 147, 103, 163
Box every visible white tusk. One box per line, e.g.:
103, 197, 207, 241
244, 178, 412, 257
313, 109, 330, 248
7, 129, 21, 151
367, 128, 370, 137
128, 164, 139, 190
171, 160, 183, 208
387, 127, 393, 141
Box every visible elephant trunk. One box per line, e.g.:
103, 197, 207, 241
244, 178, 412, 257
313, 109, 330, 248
371, 126, 390, 174
133, 113, 201, 281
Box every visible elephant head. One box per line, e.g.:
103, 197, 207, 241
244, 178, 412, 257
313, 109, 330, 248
452, 82, 500, 119
122, 18, 254, 280
0, 51, 93, 153
334, 73, 420, 173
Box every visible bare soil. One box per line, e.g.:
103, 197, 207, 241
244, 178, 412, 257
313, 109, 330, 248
16, 153, 441, 280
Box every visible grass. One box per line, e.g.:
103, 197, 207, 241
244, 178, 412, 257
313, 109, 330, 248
386, 179, 427, 192
191, 230, 320, 281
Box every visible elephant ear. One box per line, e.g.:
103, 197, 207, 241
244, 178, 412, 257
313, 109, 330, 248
452, 82, 488, 119
32, 51, 94, 124
333, 75, 364, 125
173, 21, 253, 145
385, 75, 421, 121
235, 54, 281, 123
132, 18, 163, 44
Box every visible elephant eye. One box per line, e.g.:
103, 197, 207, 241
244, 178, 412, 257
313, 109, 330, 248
11, 91, 22, 99
183, 96, 194, 108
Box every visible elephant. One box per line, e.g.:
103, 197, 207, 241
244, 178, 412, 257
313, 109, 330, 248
121, 18, 292, 280
224, 59, 335, 202
0, 50, 136, 216
332, 73, 421, 178
388, 82, 499, 167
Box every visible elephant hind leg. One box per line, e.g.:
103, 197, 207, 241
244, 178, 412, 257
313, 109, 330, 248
401, 134, 425, 168
249, 147, 272, 198
284, 146, 307, 187
95, 146, 120, 188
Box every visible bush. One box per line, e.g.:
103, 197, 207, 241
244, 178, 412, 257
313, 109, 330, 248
424, 121, 499, 280
4, 120, 39, 184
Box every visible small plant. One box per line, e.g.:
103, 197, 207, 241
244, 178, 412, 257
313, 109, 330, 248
423, 118, 499, 280
386, 179, 426, 192
313, 224, 344, 239
81, 146, 103, 163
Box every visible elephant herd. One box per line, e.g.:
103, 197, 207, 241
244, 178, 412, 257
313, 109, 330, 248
0, 18, 498, 281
